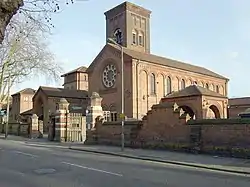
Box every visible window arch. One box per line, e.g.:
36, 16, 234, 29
193, 81, 198, 85
212, 84, 215, 91
150, 73, 156, 94
181, 79, 185, 90
138, 32, 144, 46
216, 85, 219, 93
132, 30, 138, 45
165, 76, 172, 95
205, 83, 209, 89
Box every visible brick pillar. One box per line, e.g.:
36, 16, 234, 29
86, 92, 103, 129
54, 98, 69, 142
30, 114, 39, 138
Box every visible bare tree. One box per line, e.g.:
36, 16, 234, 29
0, 0, 23, 43
0, 16, 63, 103
1, 0, 86, 43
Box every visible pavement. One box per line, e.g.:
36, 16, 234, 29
0, 138, 250, 187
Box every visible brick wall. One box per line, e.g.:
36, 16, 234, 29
93, 119, 143, 146
188, 119, 250, 155
89, 101, 250, 158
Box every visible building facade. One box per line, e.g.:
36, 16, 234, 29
228, 97, 250, 118
87, 2, 229, 119
32, 86, 89, 131
61, 66, 88, 90
10, 88, 36, 122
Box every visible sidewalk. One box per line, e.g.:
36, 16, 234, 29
70, 145, 250, 175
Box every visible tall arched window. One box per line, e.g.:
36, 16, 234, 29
181, 79, 185, 90
205, 83, 209, 89
166, 76, 172, 94
212, 84, 215, 91
216, 85, 219, 93
132, 30, 138, 45
138, 32, 144, 46
150, 73, 156, 94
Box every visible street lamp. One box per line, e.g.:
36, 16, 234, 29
107, 38, 125, 151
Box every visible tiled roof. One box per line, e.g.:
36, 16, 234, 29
164, 85, 227, 99
61, 66, 87, 77
37, 86, 88, 99
87, 44, 228, 80
12, 88, 36, 96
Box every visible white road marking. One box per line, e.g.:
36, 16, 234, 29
62, 161, 123, 177
12, 151, 39, 158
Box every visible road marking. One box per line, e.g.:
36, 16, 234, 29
12, 150, 39, 158
61, 161, 123, 177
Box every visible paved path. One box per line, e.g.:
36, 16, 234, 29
1, 139, 250, 187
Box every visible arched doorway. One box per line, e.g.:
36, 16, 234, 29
179, 105, 195, 119
208, 105, 221, 119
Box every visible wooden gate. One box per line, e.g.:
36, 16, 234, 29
65, 113, 85, 142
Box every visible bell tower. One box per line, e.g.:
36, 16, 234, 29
104, 1, 151, 54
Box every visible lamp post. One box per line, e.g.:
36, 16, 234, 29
107, 38, 125, 151
5, 73, 11, 139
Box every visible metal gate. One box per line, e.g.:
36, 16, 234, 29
65, 113, 84, 142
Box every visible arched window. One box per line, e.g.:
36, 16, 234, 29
212, 84, 215, 91
150, 73, 156, 94
193, 81, 198, 85
181, 79, 185, 90
216, 85, 219, 93
132, 30, 138, 45
166, 76, 172, 95
138, 32, 144, 46
205, 83, 209, 89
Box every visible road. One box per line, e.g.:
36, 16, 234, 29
0, 139, 249, 187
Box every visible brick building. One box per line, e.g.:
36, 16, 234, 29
228, 97, 250, 118
86, 1, 229, 120
61, 66, 88, 90
10, 88, 36, 122
32, 86, 89, 131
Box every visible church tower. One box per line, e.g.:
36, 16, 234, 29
104, 1, 151, 54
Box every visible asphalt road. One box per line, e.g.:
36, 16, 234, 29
0, 139, 250, 187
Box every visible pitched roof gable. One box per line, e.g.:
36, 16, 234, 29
87, 44, 228, 80
61, 66, 87, 77
164, 85, 226, 99
33, 86, 88, 100
11, 88, 36, 96
110, 44, 228, 80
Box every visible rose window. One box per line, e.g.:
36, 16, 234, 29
102, 64, 117, 88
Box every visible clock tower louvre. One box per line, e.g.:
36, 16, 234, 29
104, 1, 151, 54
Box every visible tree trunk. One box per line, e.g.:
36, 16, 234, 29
0, 0, 23, 44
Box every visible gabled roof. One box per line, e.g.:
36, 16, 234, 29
87, 44, 228, 80
33, 86, 88, 100
11, 88, 36, 97
61, 66, 87, 77
164, 85, 227, 99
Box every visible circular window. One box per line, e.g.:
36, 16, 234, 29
102, 64, 117, 88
